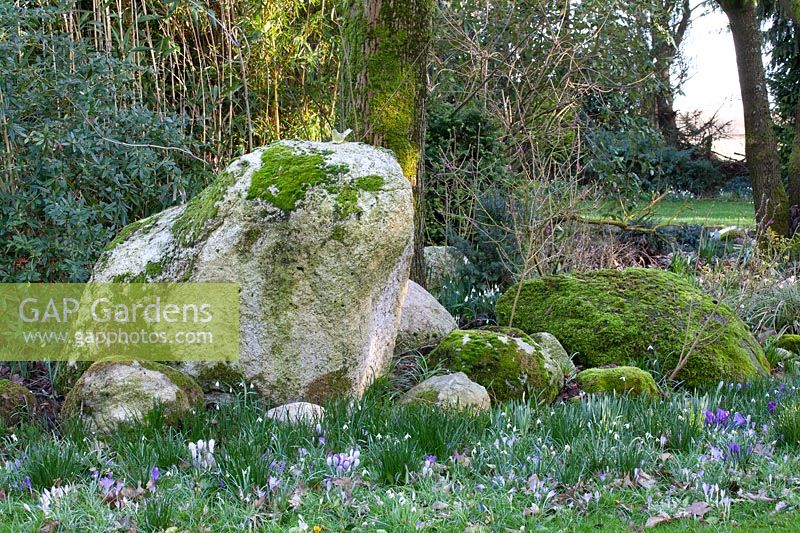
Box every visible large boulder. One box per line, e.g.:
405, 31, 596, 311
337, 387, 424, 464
395, 281, 458, 354
576, 367, 659, 397
93, 141, 414, 403
61, 361, 203, 433
423, 246, 468, 293
427, 329, 563, 403
401, 372, 490, 411
496, 268, 769, 387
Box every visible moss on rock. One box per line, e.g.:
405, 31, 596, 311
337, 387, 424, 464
53, 361, 91, 397
427, 329, 560, 403
776, 334, 800, 355
173, 171, 235, 246
496, 268, 769, 388
576, 366, 659, 397
0, 379, 36, 425
103, 216, 156, 253
248, 144, 343, 211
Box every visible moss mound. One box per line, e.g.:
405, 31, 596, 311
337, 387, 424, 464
427, 329, 560, 403
776, 334, 800, 355
0, 379, 36, 425
495, 268, 768, 388
576, 367, 659, 397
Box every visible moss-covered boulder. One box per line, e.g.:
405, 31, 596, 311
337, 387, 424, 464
427, 330, 562, 403
576, 367, 659, 396
61, 361, 203, 433
496, 268, 769, 387
0, 380, 36, 425
401, 372, 490, 411
92, 141, 414, 403
480, 327, 575, 379
776, 334, 800, 355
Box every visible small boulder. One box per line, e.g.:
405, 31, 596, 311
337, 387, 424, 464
776, 334, 800, 355
395, 281, 458, 354
0, 379, 36, 425
576, 367, 659, 397
528, 332, 575, 378
496, 268, 769, 387
424, 246, 468, 293
401, 372, 490, 411
266, 402, 324, 425
427, 329, 562, 403
61, 361, 203, 433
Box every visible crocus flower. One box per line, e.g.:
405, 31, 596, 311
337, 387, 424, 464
768, 401, 777, 415
704, 410, 716, 426
727, 442, 741, 456
733, 412, 747, 427
151, 467, 159, 484
716, 409, 730, 425
98, 476, 116, 494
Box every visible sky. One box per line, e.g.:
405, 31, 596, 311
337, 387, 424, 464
674, 5, 747, 159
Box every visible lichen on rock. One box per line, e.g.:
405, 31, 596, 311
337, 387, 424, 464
496, 268, 769, 388
576, 366, 660, 397
91, 140, 414, 404
401, 372, 490, 411
61, 360, 203, 433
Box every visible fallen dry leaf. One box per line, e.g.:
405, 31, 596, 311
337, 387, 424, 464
742, 490, 774, 502
645, 513, 672, 528
684, 501, 710, 518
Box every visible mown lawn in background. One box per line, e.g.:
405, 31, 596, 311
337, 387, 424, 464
651, 199, 754, 228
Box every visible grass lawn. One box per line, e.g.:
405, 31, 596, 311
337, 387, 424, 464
2, 375, 800, 531
651, 199, 755, 228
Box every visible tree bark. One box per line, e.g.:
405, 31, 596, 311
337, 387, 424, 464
719, 0, 790, 236
778, 0, 800, 229
651, 0, 691, 146
341, 0, 433, 285
789, 101, 800, 232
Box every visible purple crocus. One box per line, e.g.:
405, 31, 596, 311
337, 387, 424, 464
704, 410, 716, 426
22, 476, 31, 491
727, 441, 741, 456
733, 412, 747, 427
716, 409, 730, 425
768, 401, 777, 415
98, 475, 115, 494
151, 467, 159, 484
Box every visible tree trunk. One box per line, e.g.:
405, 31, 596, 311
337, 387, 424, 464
341, 0, 433, 286
719, 0, 790, 236
650, 0, 691, 146
653, 46, 681, 146
778, 0, 800, 231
